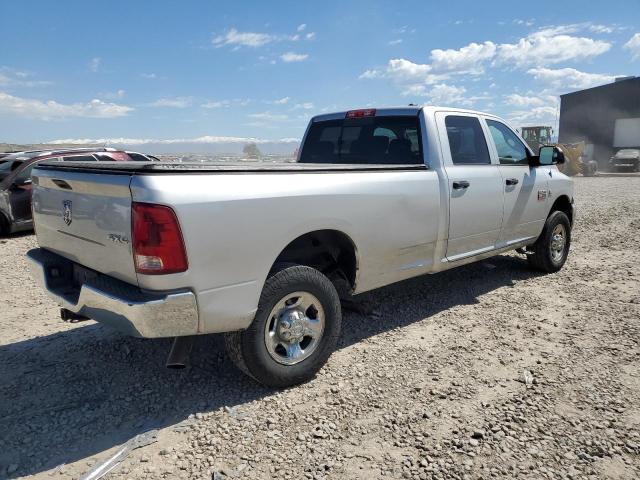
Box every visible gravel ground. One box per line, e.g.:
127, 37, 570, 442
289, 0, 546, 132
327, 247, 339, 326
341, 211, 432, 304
1, 176, 639, 480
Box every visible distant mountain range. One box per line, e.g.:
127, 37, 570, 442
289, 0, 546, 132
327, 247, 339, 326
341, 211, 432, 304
1, 136, 300, 155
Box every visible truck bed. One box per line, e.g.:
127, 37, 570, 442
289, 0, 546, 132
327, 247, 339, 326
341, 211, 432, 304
34, 160, 427, 174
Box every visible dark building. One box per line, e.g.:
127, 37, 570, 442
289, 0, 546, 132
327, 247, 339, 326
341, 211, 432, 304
558, 76, 640, 168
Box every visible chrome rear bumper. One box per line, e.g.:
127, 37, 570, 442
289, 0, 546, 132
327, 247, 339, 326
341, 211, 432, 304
27, 248, 199, 338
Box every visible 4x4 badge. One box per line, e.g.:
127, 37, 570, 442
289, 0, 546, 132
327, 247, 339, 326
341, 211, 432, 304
62, 200, 72, 226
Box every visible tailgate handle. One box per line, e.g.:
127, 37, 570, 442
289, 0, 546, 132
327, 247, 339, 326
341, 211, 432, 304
52, 179, 73, 190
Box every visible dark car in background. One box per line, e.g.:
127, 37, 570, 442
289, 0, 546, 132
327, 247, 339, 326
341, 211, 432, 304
609, 149, 640, 172
0, 148, 154, 235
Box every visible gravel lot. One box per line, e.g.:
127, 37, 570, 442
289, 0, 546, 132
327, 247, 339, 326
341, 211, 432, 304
1, 176, 639, 480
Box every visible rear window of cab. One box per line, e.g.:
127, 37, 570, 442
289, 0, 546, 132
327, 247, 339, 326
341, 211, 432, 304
299, 115, 423, 165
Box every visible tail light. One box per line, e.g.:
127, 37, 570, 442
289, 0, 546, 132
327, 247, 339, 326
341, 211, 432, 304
132, 202, 188, 275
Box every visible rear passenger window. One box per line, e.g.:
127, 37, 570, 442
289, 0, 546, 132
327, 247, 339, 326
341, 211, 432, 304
486, 120, 528, 165
445, 116, 491, 165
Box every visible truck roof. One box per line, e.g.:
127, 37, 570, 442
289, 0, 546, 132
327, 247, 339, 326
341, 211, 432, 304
311, 106, 504, 122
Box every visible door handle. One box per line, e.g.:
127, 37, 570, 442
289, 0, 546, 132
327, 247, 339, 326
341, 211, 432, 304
506, 178, 519, 186
452, 180, 470, 190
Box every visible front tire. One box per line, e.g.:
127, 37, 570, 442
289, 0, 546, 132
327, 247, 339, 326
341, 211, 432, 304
225, 265, 342, 388
527, 211, 571, 273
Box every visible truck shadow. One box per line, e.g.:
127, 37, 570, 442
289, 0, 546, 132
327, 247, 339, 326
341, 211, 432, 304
0, 254, 538, 478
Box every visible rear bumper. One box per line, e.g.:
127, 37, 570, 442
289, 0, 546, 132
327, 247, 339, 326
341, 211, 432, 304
27, 248, 199, 338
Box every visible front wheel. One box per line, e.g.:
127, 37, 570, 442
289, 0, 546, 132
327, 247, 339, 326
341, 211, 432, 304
527, 211, 571, 273
225, 265, 342, 388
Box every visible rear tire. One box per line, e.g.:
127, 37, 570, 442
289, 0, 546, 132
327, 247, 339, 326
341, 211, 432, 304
225, 265, 342, 388
527, 211, 571, 273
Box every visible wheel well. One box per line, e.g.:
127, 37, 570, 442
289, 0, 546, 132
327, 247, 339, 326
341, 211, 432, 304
272, 230, 358, 291
550, 195, 573, 225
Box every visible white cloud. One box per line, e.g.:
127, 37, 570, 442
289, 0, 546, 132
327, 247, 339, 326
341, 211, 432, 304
201, 100, 228, 109
88, 57, 101, 72
0, 91, 133, 120
359, 69, 382, 80
293, 102, 314, 110
386, 58, 433, 82
213, 29, 276, 48
280, 52, 308, 62
514, 19, 535, 27
527, 67, 615, 89
248, 112, 288, 121
97, 89, 126, 101
140, 73, 157, 79
149, 97, 193, 108
430, 41, 496, 74
624, 33, 640, 60
504, 93, 557, 108
507, 106, 558, 127
588, 24, 614, 34
361, 25, 613, 98
370, 58, 449, 87
0, 67, 51, 87
213, 26, 315, 50
497, 28, 611, 67
388, 39, 403, 46
271, 97, 290, 105
423, 84, 467, 104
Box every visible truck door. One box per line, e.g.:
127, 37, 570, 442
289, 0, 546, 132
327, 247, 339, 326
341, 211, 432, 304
484, 118, 549, 245
436, 113, 504, 260
7, 162, 36, 223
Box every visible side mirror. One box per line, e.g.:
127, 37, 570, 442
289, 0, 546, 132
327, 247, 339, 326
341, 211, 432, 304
537, 146, 565, 166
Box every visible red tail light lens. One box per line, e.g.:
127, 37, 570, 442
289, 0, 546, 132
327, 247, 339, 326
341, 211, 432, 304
132, 202, 188, 275
346, 109, 376, 119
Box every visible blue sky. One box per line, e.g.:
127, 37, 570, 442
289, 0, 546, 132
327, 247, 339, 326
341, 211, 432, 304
1, 0, 639, 145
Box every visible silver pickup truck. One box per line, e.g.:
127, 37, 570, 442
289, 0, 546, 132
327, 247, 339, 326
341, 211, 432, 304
28, 106, 574, 387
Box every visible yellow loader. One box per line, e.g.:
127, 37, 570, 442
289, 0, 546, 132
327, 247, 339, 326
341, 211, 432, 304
521, 126, 597, 176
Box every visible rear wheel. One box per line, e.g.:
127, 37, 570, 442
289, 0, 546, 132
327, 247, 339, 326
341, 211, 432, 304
225, 265, 341, 388
527, 211, 571, 273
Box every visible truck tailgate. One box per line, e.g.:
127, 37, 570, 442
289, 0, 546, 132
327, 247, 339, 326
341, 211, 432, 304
32, 167, 138, 285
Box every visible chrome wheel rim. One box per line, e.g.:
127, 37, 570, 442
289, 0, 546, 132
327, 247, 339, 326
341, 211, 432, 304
550, 224, 567, 262
264, 291, 325, 365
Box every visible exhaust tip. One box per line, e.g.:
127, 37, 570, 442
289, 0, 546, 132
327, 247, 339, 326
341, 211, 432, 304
165, 336, 195, 370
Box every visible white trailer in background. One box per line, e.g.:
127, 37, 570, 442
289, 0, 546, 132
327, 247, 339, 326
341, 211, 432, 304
613, 118, 640, 148
610, 118, 640, 172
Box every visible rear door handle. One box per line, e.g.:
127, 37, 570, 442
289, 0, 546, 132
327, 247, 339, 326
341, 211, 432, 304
452, 180, 470, 190
506, 178, 519, 186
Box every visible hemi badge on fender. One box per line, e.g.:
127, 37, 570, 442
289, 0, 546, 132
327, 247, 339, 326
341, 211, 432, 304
537, 190, 548, 201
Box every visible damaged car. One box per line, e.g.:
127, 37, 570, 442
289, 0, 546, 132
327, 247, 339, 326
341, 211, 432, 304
0, 148, 153, 235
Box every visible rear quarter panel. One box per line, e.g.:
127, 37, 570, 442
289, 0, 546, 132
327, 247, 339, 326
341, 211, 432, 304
131, 169, 441, 333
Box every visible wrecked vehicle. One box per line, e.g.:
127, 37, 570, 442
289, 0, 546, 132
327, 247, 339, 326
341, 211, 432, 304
609, 148, 640, 172
0, 148, 154, 235
27, 106, 575, 387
